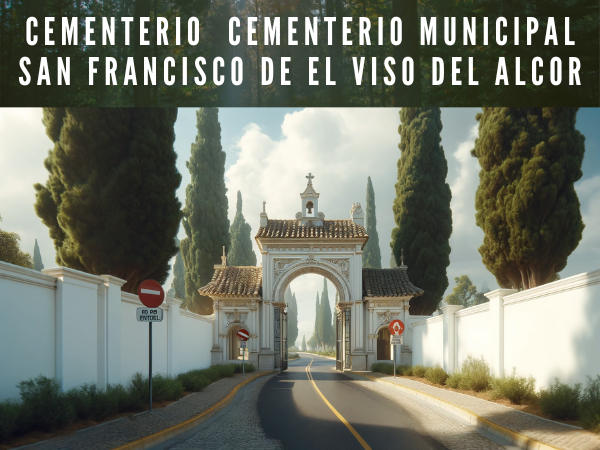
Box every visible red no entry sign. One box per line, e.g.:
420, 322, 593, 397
138, 279, 165, 308
389, 319, 405, 336
237, 328, 250, 341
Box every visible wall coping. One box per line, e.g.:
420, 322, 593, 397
456, 302, 490, 318
411, 315, 443, 327
0, 260, 57, 289
503, 268, 600, 306
100, 274, 127, 287
180, 309, 214, 323
43, 267, 104, 286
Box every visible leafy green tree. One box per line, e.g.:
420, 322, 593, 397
34, 108, 181, 292
319, 278, 335, 349
471, 108, 585, 289
363, 176, 381, 268
180, 108, 230, 314
33, 239, 44, 271
172, 237, 186, 300
391, 108, 453, 315
0, 215, 33, 268
228, 191, 257, 266
301, 335, 307, 351
445, 275, 488, 308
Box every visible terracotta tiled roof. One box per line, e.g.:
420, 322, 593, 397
362, 267, 424, 298
256, 219, 367, 239
199, 266, 262, 297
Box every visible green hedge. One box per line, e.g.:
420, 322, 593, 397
0, 364, 244, 444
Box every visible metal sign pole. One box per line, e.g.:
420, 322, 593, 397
149, 321, 153, 413
393, 344, 396, 378
242, 344, 245, 377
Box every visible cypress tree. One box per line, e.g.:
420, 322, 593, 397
312, 292, 321, 350
34, 108, 181, 292
363, 176, 382, 268
319, 278, 334, 349
172, 237, 186, 300
180, 108, 230, 314
33, 239, 44, 271
391, 108, 453, 315
0, 215, 33, 269
301, 335, 307, 351
289, 292, 299, 349
228, 191, 257, 266
471, 108, 585, 289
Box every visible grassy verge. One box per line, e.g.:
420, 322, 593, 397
0, 363, 254, 446
370, 358, 600, 433
288, 353, 300, 360
301, 350, 336, 357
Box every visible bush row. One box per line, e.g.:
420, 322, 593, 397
370, 356, 600, 432
0, 363, 251, 443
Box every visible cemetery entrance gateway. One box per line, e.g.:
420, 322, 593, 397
199, 175, 425, 371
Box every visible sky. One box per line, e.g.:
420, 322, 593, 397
1, 107, 599, 347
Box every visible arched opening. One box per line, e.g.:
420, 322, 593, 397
377, 327, 391, 360
306, 201, 314, 214
228, 325, 248, 361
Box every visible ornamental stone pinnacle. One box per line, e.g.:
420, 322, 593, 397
306, 172, 315, 185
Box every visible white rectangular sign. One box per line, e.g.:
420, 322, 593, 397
391, 335, 403, 345
240, 341, 247, 348
136, 307, 164, 322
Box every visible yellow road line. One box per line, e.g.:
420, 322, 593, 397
305, 359, 372, 450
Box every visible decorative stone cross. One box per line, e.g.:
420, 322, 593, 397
306, 173, 315, 184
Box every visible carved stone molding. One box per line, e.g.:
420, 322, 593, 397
225, 309, 248, 327
367, 334, 378, 339
376, 302, 401, 308
223, 301, 250, 307
272, 301, 287, 309
250, 333, 258, 339
322, 258, 350, 281
377, 309, 400, 326
273, 258, 301, 279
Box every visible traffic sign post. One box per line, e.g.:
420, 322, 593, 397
237, 328, 249, 377
388, 319, 405, 379
137, 280, 165, 413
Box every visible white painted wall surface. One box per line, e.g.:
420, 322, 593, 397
0, 263, 57, 400
0, 261, 214, 401
411, 316, 443, 367
456, 304, 490, 370
503, 270, 600, 390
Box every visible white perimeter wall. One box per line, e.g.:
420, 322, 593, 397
409, 269, 600, 390
0, 261, 214, 401
412, 316, 444, 367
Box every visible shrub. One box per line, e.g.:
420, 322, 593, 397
129, 373, 184, 403
580, 375, 600, 432
234, 363, 256, 373
0, 401, 22, 442
425, 366, 449, 385
490, 370, 537, 404
399, 365, 413, 376
458, 356, 492, 392
18, 376, 75, 432
371, 362, 394, 375
413, 365, 427, 378
446, 372, 463, 389
539, 378, 581, 420
178, 371, 211, 392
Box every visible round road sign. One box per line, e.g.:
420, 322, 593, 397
138, 279, 165, 308
388, 319, 405, 336
237, 328, 250, 341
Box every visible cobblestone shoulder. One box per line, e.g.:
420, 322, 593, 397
358, 373, 600, 450
22, 372, 273, 450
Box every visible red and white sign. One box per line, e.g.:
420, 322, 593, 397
388, 319, 405, 336
237, 328, 250, 341
138, 279, 165, 308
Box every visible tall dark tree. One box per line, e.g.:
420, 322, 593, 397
319, 278, 335, 349
228, 191, 257, 266
301, 334, 307, 352
33, 239, 44, 271
287, 291, 299, 349
471, 108, 585, 289
34, 108, 181, 292
180, 108, 229, 314
363, 176, 381, 268
311, 292, 321, 350
391, 108, 452, 315
172, 237, 186, 300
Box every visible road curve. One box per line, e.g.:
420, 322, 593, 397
258, 353, 448, 450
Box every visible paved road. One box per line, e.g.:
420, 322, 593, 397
259, 354, 507, 450
154, 354, 508, 450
